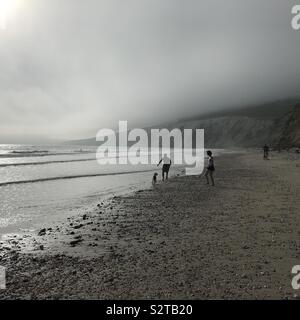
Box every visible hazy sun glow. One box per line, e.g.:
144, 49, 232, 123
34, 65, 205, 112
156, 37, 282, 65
0, 0, 20, 29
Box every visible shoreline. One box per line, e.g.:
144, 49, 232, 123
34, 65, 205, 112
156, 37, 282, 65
0, 147, 230, 236
0, 165, 185, 236
0, 150, 299, 299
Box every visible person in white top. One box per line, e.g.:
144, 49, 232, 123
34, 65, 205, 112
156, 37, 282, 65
157, 154, 172, 181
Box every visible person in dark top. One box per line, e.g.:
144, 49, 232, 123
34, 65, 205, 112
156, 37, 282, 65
263, 144, 269, 160
205, 150, 215, 186
157, 154, 172, 181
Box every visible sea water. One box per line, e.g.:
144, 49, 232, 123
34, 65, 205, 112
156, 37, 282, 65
0, 144, 227, 235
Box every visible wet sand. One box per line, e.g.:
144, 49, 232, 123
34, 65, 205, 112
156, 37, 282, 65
0, 151, 299, 299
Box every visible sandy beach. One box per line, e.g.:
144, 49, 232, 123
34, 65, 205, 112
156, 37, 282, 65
0, 150, 299, 300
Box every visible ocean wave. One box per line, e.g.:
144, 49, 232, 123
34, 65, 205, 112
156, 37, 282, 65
0, 169, 155, 187
11, 150, 49, 154
0, 158, 96, 167
0, 151, 94, 158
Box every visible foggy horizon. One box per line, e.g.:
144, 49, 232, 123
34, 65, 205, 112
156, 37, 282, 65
1, 0, 300, 143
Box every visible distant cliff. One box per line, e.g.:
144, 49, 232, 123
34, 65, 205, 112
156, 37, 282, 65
277, 103, 300, 149
171, 116, 279, 148
165, 100, 298, 148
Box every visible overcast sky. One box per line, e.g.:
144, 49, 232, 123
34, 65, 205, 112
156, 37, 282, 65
0, 0, 299, 142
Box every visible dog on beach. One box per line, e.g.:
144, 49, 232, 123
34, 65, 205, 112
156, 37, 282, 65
152, 172, 158, 186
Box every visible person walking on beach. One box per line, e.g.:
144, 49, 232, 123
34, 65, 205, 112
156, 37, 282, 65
157, 154, 172, 181
263, 144, 269, 160
205, 150, 215, 186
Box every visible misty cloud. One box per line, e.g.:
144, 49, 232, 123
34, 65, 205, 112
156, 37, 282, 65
0, 0, 300, 142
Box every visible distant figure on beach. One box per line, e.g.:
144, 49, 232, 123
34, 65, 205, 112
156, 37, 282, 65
157, 154, 172, 181
263, 144, 269, 160
152, 172, 158, 186
205, 150, 215, 186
